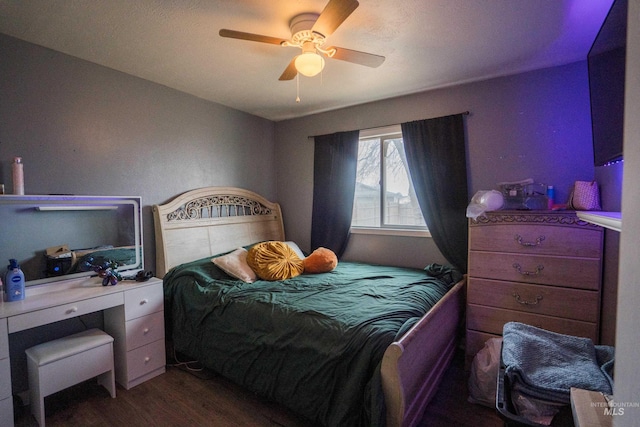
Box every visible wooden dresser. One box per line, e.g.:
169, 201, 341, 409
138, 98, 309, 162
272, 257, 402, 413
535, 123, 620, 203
466, 210, 604, 363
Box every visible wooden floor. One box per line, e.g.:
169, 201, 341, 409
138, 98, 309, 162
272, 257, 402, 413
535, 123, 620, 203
14, 350, 502, 427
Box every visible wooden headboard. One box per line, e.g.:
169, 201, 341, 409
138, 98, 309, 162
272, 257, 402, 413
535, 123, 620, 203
152, 187, 285, 277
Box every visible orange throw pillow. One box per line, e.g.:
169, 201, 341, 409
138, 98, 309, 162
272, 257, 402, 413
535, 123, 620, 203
303, 247, 338, 274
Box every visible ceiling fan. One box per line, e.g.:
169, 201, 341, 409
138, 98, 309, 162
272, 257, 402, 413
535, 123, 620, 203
219, 0, 385, 81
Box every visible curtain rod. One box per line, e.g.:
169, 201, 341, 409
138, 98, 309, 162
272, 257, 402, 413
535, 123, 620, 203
307, 110, 470, 139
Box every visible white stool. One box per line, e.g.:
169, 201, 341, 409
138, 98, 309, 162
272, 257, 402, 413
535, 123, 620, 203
25, 328, 116, 426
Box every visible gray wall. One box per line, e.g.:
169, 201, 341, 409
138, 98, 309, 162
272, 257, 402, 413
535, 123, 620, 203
275, 61, 595, 266
614, 0, 640, 423
0, 33, 276, 276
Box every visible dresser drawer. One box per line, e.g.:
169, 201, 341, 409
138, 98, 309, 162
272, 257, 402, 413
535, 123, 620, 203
469, 223, 602, 257
124, 282, 163, 320
467, 278, 599, 322
0, 319, 7, 359
8, 292, 123, 333
467, 304, 598, 341
468, 251, 601, 290
126, 339, 166, 381
125, 311, 165, 351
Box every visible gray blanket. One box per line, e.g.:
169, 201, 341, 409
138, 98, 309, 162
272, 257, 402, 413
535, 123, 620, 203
502, 322, 614, 404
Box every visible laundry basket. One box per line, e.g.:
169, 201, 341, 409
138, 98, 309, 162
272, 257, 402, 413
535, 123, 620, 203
496, 356, 574, 427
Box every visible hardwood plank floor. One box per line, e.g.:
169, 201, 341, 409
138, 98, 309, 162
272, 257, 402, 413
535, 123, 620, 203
14, 350, 502, 426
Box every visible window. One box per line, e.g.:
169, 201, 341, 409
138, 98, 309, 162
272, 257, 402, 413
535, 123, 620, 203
351, 125, 428, 232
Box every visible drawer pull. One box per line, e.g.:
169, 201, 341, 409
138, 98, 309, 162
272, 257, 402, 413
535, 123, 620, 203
144, 356, 151, 364
65, 306, 78, 315
512, 292, 543, 306
514, 234, 545, 247
512, 263, 544, 276
143, 328, 150, 335
140, 299, 149, 306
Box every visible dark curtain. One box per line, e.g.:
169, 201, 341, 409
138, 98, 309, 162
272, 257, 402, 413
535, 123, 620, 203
311, 130, 360, 257
401, 114, 469, 272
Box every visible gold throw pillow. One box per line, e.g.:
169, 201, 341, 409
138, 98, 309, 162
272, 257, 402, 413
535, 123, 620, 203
247, 241, 304, 281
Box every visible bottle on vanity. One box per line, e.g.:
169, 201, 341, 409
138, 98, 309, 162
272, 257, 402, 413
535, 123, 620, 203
5, 259, 25, 302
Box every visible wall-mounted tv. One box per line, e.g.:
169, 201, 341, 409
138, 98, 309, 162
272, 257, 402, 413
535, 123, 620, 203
588, 0, 627, 167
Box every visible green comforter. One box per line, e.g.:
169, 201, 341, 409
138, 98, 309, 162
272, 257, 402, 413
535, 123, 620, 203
163, 257, 461, 426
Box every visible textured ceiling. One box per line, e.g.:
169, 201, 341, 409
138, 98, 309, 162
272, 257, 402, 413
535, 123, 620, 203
0, 0, 614, 121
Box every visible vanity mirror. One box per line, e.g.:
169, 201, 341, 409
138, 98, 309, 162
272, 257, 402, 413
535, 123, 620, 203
0, 195, 143, 286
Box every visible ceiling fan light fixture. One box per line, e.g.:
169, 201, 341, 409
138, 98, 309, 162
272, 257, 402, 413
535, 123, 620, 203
295, 51, 325, 77
219, 0, 385, 85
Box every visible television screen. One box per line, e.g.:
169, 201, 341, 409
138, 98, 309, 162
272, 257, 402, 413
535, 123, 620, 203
588, 0, 627, 166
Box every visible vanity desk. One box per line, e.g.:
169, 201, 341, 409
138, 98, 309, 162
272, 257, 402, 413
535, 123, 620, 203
0, 276, 166, 426
0, 194, 164, 425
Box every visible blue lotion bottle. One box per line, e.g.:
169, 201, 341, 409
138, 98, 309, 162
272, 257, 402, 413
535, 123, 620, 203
5, 259, 25, 302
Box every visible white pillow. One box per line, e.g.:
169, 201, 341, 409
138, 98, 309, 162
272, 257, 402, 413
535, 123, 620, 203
212, 248, 257, 283
285, 241, 306, 259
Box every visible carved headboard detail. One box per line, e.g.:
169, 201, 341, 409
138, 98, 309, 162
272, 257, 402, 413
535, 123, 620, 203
166, 194, 274, 222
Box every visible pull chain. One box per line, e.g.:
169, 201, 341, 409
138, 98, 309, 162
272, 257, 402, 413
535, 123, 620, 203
296, 74, 300, 103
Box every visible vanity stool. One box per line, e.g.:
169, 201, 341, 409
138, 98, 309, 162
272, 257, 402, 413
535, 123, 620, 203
25, 328, 116, 426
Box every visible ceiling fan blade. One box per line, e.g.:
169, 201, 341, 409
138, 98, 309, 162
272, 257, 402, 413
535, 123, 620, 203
312, 0, 359, 37
219, 29, 288, 46
279, 58, 298, 81
327, 47, 385, 68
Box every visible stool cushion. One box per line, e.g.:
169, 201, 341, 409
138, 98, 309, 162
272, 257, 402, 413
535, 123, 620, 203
25, 328, 114, 366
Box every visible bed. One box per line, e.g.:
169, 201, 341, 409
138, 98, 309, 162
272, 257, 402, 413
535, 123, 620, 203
153, 187, 465, 427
